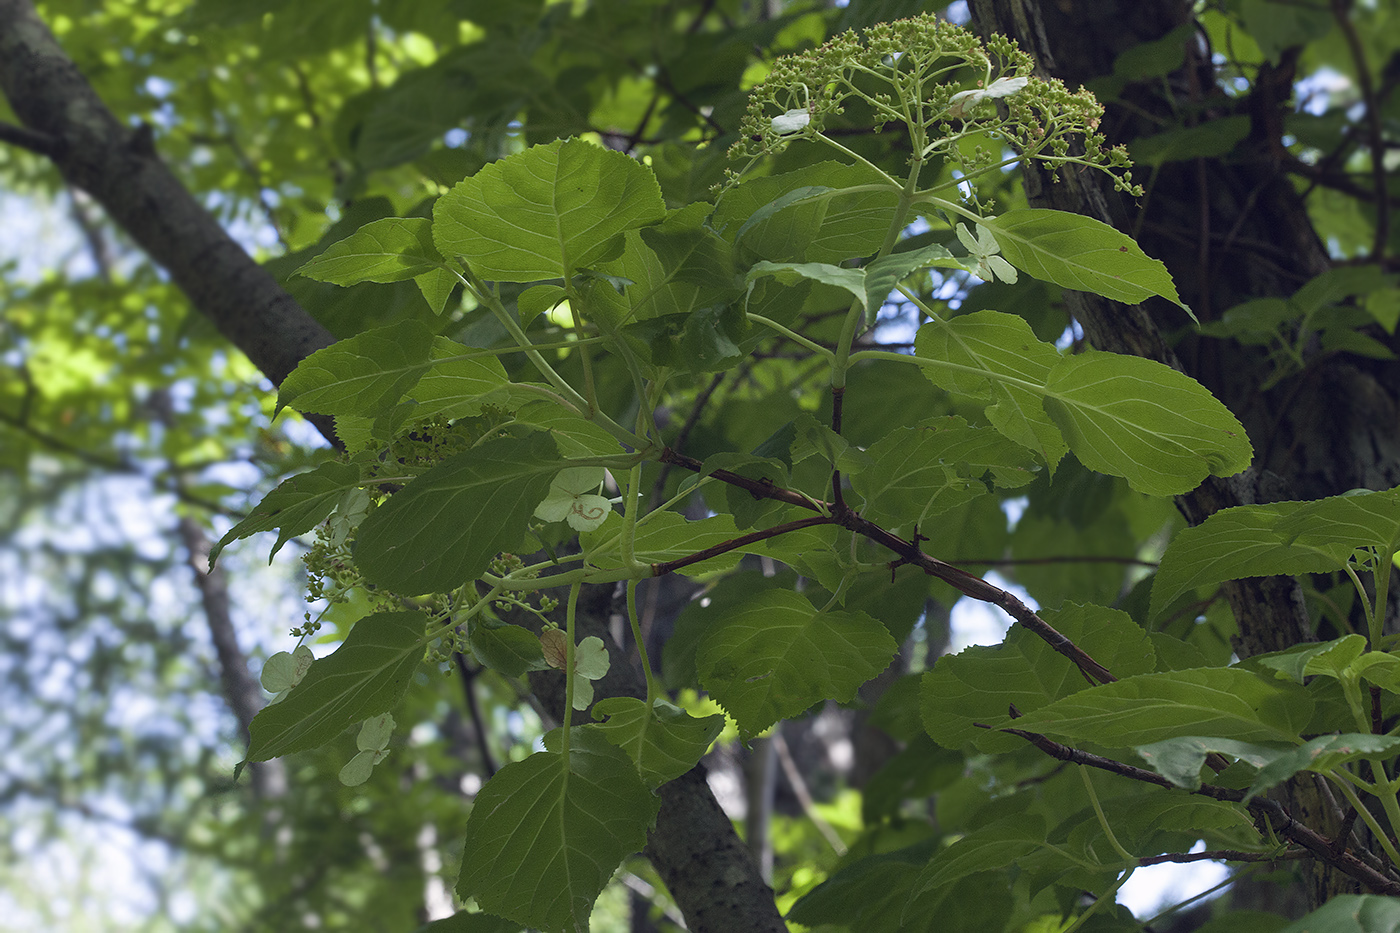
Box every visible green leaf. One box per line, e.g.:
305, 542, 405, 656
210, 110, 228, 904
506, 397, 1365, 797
913, 310, 1068, 468
1279, 895, 1400, 933
582, 511, 747, 575
695, 589, 896, 736
1129, 116, 1250, 168
744, 259, 868, 308
415, 910, 521, 933
979, 209, 1191, 315
1006, 667, 1314, 746
921, 603, 1155, 751
1247, 734, 1400, 801
470, 619, 549, 678
354, 434, 565, 594
295, 218, 447, 285
1150, 487, 1400, 620
242, 611, 425, 767
455, 727, 660, 933
1133, 736, 1285, 790
591, 697, 725, 787
1041, 350, 1253, 496
714, 161, 898, 264
852, 416, 1037, 529
415, 267, 460, 315
788, 840, 937, 931
407, 337, 514, 421
905, 816, 1046, 916
433, 138, 666, 282
210, 460, 362, 564
277, 320, 436, 416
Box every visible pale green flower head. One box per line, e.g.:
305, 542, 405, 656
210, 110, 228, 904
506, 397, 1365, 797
535, 466, 612, 532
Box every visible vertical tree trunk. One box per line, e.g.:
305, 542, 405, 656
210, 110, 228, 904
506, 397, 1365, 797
970, 0, 1399, 906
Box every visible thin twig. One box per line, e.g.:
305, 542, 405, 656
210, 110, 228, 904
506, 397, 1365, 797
772, 728, 847, 856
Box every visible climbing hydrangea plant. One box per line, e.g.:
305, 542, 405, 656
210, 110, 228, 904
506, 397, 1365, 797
209, 13, 1400, 932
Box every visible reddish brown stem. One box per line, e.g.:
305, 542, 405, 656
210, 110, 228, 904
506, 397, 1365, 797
651, 515, 834, 577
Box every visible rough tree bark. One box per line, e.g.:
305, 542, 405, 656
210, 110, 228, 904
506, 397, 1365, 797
970, 0, 1400, 908
0, 2, 782, 928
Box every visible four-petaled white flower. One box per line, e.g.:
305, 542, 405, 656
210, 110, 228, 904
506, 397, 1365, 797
260, 644, 314, 706
770, 107, 811, 135
339, 713, 395, 787
957, 223, 1019, 284
948, 75, 1029, 119
534, 466, 612, 532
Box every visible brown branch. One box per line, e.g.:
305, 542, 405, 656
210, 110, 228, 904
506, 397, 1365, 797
1138, 848, 1307, 866
998, 724, 1400, 895
0, 117, 60, 156
651, 514, 834, 577
950, 555, 1159, 568
658, 445, 1117, 685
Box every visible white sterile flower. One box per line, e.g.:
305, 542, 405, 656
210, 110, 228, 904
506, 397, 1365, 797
771, 108, 811, 135
957, 222, 1019, 284
340, 713, 395, 787
534, 466, 611, 532
260, 644, 314, 705
948, 75, 1029, 119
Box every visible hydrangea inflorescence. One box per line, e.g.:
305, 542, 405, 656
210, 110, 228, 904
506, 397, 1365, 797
728, 13, 1140, 199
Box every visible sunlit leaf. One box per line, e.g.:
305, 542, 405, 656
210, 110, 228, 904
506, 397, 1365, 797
296, 218, 447, 285
979, 209, 1191, 315
1150, 487, 1400, 620
211, 460, 363, 564
277, 320, 436, 416
433, 138, 665, 282
1042, 350, 1253, 496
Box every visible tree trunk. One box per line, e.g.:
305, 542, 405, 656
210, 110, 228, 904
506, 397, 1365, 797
969, 0, 1399, 906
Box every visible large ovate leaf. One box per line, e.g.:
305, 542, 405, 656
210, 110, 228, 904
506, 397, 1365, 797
1042, 350, 1253, 496
241, 611, 425, 769
408, 337, 514, 421
211, 460, 362, 564
1007, 667, 1313, 746
852, 416, 1037, 529
355, 433, 565, 594
455, 727, 660, 933
913, 310, 1068, 468
591, 696, 724, 787
979, 209, 1191, 314
695, 589, 896, 736
922, 603, 1155, 751
1150, 487, 1400, 620
296, 217, 448, 285
432, 138, 665, 282
714, 161, 899, 264
277, 320, 436, 416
